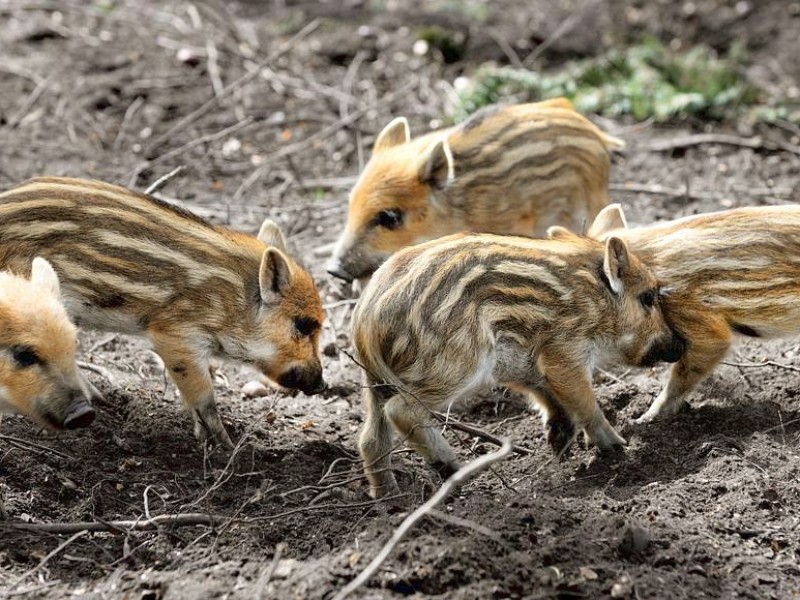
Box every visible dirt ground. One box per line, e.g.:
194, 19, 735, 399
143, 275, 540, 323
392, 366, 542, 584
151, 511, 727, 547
1, 1, 800, 598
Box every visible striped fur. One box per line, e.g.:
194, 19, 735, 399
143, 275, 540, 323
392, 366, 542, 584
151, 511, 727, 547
352, 231, 683, 497
0, 177, 326, 448
579, 203, 800, 421
327, 98, 624, 281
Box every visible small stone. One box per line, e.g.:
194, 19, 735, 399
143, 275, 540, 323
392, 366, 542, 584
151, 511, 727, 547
241, 380, 270, 398
757, 572, 778, 585
610, 574, 633, 598
618, 523, 651, 557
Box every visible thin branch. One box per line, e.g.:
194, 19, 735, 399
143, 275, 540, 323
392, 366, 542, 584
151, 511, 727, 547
4, 513, 222, 534
432, 411, 534, 456
233, 81, 417, 202
77, 361, 115, 383
144, 165, 187, 195
721, 360, 800, 374
523, 0, 604, 66
488, 29, 524, 68
608, 182, 791, 202
10, 530, 87, 588
145, 19, 320, 153
8, 73, 55, 128
3, 495, 407, 535
129, 116, 254, 186
642, 133, 800, 157
0, 435, 72, 460
332, 441, 513, 600
425, 508, 506, 545
254, 543, 285, 600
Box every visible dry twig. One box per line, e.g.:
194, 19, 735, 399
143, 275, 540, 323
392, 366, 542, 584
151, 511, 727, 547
233, 80, 417, 202
722, 360, 800, 374
332, 441, 513, 600
609, 182, 791, 202
9, 530, 87, 588
254, 542, 285, 599
77, 361, 115, 384
3, 495, 407, 535
432, 411, 534, 456
129, 116, 254, 186
144, 165, 187, 195
642, 133, 800, 157
523, 0, 604, 66
145, 19, 320, 152
0, 434, 72, 460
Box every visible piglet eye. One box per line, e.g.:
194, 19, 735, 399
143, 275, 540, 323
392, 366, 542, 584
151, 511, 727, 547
375, 209, 404, 230
639, 289, 657, 309
294, 316, 320, 337
11, 345, 41, 368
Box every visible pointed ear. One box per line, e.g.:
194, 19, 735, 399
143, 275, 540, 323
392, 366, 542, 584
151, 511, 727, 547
257, 219, 288, 253
588, 204, 628, 239
259, 248, 293, 302
417, 139, 454, 190
547, 225, 574, 241
603, 236, 630, 296
30, 257, 61, 296
373, 117, 410, 153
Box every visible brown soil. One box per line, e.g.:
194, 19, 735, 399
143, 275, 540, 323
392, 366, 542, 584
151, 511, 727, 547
1, 1, 799, 598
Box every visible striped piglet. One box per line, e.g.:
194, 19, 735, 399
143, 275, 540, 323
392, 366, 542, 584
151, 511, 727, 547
328, 99, 624, 281
352, 231, 684, 497
580, 203, 800, 422
0, 177, 326, 449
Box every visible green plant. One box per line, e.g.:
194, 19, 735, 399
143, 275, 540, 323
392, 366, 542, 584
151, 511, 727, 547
448, 38, 781, 124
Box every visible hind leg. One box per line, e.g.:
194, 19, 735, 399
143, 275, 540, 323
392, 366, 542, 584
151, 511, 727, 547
538, 348, 625, 450
358, 386, 400, 498
385, 396, 460, 483
509, 383, 575, 454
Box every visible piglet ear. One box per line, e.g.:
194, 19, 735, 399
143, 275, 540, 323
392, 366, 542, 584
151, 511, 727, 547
30, 257, 61, 297
259, 248, 293, 302
417, 139, 454, 190
546, 225, 574, 241
603, 237, 630, 296
373, 117, 410, 153
588, 204, 628, 239
257, 218, 288, 254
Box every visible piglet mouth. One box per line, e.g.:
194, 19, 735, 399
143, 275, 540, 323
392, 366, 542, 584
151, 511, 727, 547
63, 399, 96, 429
277, 368, 327, 396
639, 336, 686, 367
326, 260, 356, 282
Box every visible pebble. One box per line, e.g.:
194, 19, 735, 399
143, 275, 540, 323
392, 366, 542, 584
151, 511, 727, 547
618, 522, 651, 557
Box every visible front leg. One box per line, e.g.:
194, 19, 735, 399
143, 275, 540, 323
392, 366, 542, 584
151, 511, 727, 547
638, 312, 732, 423
149, 330, 234, 450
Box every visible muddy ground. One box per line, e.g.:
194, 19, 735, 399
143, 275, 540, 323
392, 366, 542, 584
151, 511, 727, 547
1, 1, 800, 598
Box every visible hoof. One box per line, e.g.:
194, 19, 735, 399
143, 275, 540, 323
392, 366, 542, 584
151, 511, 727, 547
546, 417, 576, 456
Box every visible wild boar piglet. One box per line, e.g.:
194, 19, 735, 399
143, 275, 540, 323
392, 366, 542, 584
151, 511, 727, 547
581, 203, 800, 422
0, 177, 326, 449
0, 258, 94, 518
352, 230, 684, 497
328, 98, 624, 281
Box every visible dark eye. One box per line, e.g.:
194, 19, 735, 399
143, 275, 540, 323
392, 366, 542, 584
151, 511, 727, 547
294, 316, 320, 337
375, 209, 404, 230
639, 289, 657, 309
11, 345, 41, 368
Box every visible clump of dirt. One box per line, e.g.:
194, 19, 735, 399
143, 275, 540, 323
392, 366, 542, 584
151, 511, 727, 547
1, 1, 800, 599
